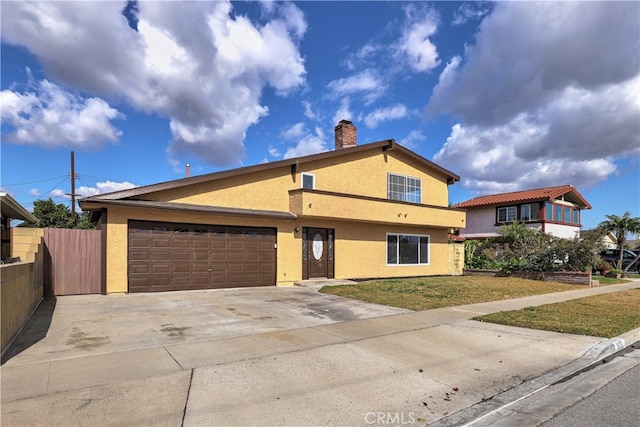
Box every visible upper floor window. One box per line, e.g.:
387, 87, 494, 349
521, 204, 540, 221
301, 173, 315, 190
544, 201, 580, 225
545, 202, 553, 220
497, 206, 517, 223
388, 173, 421, 203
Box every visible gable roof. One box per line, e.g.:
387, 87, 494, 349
454, 185, 592, 209
80, 140, 460, 203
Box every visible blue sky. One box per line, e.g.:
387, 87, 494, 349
1, 1, 639, 231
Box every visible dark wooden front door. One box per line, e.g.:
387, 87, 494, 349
303, 228, 334, 279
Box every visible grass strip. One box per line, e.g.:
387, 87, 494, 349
320, 276, 584, 311
473, 288, 640, 338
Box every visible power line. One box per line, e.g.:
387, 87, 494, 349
1, 175, 68, 186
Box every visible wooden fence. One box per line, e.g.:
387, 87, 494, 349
43, 228, 101, 296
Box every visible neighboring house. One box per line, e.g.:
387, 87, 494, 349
454, 185, 592, 240
0, 192, 38, 262
582, 229, 618, 249
79, 120, 466, 294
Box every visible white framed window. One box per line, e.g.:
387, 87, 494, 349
387, 233, 430, 265
387, 173, 421, 203
497, 206, 517, 223
301, 173, 315, 190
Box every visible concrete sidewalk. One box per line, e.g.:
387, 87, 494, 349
2, 281, 639, 426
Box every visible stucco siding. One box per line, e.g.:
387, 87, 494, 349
545, 223, 581, 239
461, 207, 496, 235
103, 205, 456, 292
139, 149, 451, 210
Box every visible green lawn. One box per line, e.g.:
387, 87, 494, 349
473, 289, 640, 338
320, 276, 640, 337
319, 276, 584, 311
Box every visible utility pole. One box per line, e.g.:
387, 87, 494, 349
70, 151, 76, 223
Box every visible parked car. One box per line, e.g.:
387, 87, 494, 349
599, 249, 640, 273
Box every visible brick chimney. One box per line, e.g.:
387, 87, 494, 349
334, 120, 357, 149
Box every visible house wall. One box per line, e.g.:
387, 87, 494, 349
460, 207, 496, 236
545, 223, 581, 239
103, 206, 457, 293
99, 147, 463, 293
148, 148, 451, 210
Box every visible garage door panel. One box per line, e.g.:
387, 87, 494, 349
227, 252, 243, 261
128, 221, 276, 292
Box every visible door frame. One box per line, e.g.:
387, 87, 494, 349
302, 227, 334, 280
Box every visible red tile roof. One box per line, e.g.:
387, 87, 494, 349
454, 185, 592, 209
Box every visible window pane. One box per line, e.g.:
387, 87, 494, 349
555, 205, 562, 222
507, 206, 517, 222
530, 204, 540, 220
406, 177, 421, 203
302, 230, 307, 261
521, 205, 531, 221
419, 236, 429, 264
573, 209, 579, 224
546, 202, 554, 220
388, 174, 405, 201
388, 174, 421, 203
498, 208, 507, 222
399, 235, 419, 264
564, 207, 571, 223
328, 231, 334, 262
387, 235, 398, 264
302, 174, 314, 189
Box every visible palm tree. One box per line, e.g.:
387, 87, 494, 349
598, 212, 640, 271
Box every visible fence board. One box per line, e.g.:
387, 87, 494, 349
44, 228, 101, 295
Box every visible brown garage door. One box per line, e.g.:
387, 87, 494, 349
128, 220, 276, 293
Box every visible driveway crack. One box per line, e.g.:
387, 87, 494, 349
164, 346, 184, 370
181, 368, 194, 427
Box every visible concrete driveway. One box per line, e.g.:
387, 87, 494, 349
3, 282, 639, 426
3, 286, 409, 366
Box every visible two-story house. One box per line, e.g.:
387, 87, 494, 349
79, 121, 466, 294
454, 185, 592, 240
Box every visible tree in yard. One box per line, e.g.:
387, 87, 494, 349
18, 198, 95, 229
598, 211, 640, 273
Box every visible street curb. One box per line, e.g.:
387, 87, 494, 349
426, 328, 640, 427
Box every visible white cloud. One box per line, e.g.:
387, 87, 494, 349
428, 1, 639, 193
29, 188, 41, 197
268, 145, 280, 157
332, 97, 353, 127
398, 129, 425, 150
76, 180, 137, 198
1, 1, 307, 166
327, 70, 385, 103
281, 122, 306, 140
1, 78, 123, 148
397, 6, 440, 73
302, 100, 316, 120
452, 2, 492, 26
283, 126, 328, 159
50, 189, 66, 198
364, 104, 408, 129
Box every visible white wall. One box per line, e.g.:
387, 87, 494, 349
545, 223, 581, 239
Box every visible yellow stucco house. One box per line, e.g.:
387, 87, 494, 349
79, 121, 466, 294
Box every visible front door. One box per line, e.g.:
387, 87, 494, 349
303, 228, 334, 279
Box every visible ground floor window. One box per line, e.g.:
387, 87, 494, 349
387, 233, 430, 265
